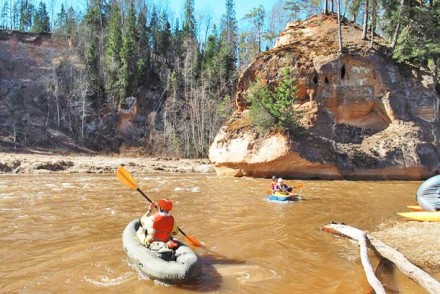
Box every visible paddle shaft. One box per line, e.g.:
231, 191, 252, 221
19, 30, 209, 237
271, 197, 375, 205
137, 187, 193, 241
116, 166, 202, 247
137, 188, 158, 210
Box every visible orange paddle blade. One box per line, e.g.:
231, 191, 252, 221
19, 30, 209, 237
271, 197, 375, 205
294, 183, 304, 189
116, 166, 138, 190
185, 235, 202, 247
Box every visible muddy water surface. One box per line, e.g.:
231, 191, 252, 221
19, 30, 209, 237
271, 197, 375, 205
0, 173, 434, 293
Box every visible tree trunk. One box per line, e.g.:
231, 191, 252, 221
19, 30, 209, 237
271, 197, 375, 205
391, 0, 405, 50
324, 0, 329, 14
322, 223, 440, 294
361, 0, 369, 40
337, 0, 342, 52
369, 5, 375, 49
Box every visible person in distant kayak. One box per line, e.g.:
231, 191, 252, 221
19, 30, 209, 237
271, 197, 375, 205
274, 178, 293, 193
136, 198, 179, 248
269, 175, 278, 192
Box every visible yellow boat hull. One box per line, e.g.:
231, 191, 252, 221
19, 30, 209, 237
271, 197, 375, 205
397, 211, 440, 222
406, 205, 424, 211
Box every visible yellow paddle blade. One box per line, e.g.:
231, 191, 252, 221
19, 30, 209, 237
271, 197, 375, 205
116, 166, 138, 190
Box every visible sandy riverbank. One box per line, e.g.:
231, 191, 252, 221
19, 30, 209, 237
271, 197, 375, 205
0, 151, 215, 174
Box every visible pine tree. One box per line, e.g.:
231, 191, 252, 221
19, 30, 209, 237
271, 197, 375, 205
221, 0, 238, 56
55, 4, 66, 33
19, 0, 34, 31
82, 0, 106, 110
220, 0, 238, 93
183, 0, 196, 38
392, 4, 440, 79
65, 6, 77, 38
105, 2, 122, 101
1, 1, 9, 29
149, 7, 159, 53
118, 2, 138, 106
137, 6, 149, 85
32, 1, 50, 33
284, 0, 307, 19
158, 10, 172, 59
240, 5, 266, 68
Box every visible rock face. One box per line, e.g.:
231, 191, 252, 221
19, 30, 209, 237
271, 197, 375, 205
209, 15, 440, 180
0, 31, 97, 152
0, 32, 58, 147
0, 31, 166, 153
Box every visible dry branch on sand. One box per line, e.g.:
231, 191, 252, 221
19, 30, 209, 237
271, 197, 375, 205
322, 223, 440, 294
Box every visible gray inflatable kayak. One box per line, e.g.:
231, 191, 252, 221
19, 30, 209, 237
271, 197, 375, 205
417, 175, 440, 211
122, 219, 200, 283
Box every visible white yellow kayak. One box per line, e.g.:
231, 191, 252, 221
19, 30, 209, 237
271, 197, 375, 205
396, 211, 440, 222
406, 205, 424, 211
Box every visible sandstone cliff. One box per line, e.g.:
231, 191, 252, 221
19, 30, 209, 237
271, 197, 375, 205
0, 31, 149, 153
209, 15, 440, 180
0, 31, 97, 152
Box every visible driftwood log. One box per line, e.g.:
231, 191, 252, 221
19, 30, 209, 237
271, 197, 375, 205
322, 223, 440, 294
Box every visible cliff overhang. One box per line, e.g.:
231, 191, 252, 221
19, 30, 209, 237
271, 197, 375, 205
209, 15, 440, 180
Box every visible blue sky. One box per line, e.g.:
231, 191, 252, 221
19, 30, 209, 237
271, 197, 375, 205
37, 0, 284, 31
44, 0, 280, 21
171, 0, 281, 21
36, 0, 282, 21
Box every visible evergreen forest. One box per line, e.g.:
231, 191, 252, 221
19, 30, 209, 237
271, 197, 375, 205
0, 0, 439, 157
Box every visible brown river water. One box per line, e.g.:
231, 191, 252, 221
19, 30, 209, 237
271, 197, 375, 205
0, 173, 435, 293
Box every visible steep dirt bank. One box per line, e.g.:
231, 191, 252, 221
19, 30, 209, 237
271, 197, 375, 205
0, 151, 214, 174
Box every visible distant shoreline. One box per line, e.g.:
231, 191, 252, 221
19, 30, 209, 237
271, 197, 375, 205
0, 152, 214, 174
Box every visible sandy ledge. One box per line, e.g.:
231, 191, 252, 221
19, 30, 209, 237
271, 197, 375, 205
0, 152, 215, 174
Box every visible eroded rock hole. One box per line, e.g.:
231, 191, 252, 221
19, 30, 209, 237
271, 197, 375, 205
324, 77, 329, 84
312, 75, 318, 85
341, 65, 346, 79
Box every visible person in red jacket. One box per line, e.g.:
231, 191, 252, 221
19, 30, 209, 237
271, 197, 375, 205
269, 175, 278, 193
136, 199, 178, 248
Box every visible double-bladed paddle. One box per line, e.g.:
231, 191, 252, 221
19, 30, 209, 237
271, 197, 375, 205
116, 166, 202, 247
266, 183, 304, 195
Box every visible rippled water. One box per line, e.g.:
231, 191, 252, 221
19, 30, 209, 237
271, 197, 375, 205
0, 173, 435, 293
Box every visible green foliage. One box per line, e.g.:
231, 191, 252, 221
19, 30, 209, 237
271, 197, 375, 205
104, 3, 122, 97
118, 2, 138, 106
183, 0, 196, 38
247, 67, 300, 134
32, 1, 49, 33
284, 0, 309, 19
217, 95, 235, 120
85, 36, 102, 109
19, 0, 34, 31
392, 6, 440, 66
243, 5, 265, 53
221, 0, 238, 68
158, 12, 172, 56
